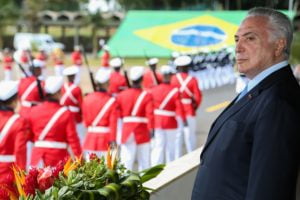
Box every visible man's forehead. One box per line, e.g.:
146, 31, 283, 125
236, 16, 268, 36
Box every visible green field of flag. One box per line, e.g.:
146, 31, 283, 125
107, 10, 294, 58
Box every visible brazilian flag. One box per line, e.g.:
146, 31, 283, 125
108, 10, 294, 58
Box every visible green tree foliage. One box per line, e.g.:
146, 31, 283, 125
0, 0, 20, 48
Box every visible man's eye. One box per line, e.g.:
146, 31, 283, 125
246, 37, 255, 41
234, 38, 239, 43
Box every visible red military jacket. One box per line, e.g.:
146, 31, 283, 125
28, 100, 82, 167
20, 51, 29, 65
108, 71, 128, 96
0, 107, 28, 183
2, 55, 14, 70
150, 83, 186, 129
117, 87, 154, 144
82, 91, 118, 151
71, 51, 82, 66
18, 76, 45, 119
142, 69, 163, 89
171, 72, 202, 116
60, 82, 83, 123
101, 51, 110, 67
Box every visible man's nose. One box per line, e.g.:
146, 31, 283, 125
235, 40, 244, 53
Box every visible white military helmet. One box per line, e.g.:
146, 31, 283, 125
109, 58, 123, 68
146, 58, 159, 66
160, 65, 174, 75
95, 68, 112, 84
63, 66, 79, 76
174, 55, 192, 67
45, 76, 64, 94
0, 81, 19, 101
129, 66, 144, 81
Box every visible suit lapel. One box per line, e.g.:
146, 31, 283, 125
201, 65, 292, 156
202, 93, 254, 154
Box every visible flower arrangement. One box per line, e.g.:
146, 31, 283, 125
0, 146, 164, 200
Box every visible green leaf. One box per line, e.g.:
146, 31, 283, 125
98, 183, 121, 200
139, 164, 165, 183
58, 186, 69, 197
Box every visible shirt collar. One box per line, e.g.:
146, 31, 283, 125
247, 60, 288, 92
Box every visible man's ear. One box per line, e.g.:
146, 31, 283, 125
275, 38, 287, 57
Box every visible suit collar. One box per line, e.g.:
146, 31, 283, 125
201, 65, 291, 157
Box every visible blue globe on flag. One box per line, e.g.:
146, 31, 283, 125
171, 25, 226, 47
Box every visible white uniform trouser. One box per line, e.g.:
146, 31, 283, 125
84, 150, 107, 162
26, 141, 33, 171
4, 70, 12, 80
151, 128, 177, 166
120, 133, 150, 171
74, 66, 81, 85
175, 116, 197, 158
116, 118, 123, 145
76, 123, 85, 145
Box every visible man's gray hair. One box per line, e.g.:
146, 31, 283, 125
247, 7, 293, 58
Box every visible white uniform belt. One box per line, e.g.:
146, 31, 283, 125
21, 100, 39, 107
154, 109, 176, 116
87, 126, 109, 133
68, 106, 80, 112
123, 116, 148, 123
0, 155, 16, 163
181, 98, 192, 104
34, 141, 68, 149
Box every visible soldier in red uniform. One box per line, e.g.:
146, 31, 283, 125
108, 57, 128, 96
61, 66, 84, 144
150, 65, 186, 165
28, 76, 82, 167
18, 61, 44, 119
35, 48, 48, 78
1, 48, 14, 80
100, 45, 110, 68
0, 81, 28, 183
82, 68, 118, 160
13, 48, 31, 77
117, 66, 154, 171
71, 45, 83, 85
52, 47, 65, 76
171, 55, 202, 157
143, 58, 163, 89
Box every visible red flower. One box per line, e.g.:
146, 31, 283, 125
37, 167, 54, 192
24, 168, 39, 196
89, 153, 97, 161
53, 159, 66, 178
0, 187, 9, 200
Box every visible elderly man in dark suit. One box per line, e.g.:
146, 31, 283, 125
192, 7, 300, 200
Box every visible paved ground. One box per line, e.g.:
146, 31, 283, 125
195, 83, 236, 147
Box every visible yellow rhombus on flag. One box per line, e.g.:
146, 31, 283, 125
134, 15, 238, 53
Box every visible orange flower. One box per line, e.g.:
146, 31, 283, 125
12, 165, 26, 198
63, 156, 82, 176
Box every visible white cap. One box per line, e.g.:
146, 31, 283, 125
160, 65, 174, 75
95, 68, 111, 83
146, 58, 159, 66
63, 66, 79, 76
109, 58, 123, 68
32, 59, 43, 68
103, 45, 109, 51
45, 76, 64, 94
0, 81, 18, 101
129, 66, 144, 81
172, 51, 180, 58
174, 55, 192, 67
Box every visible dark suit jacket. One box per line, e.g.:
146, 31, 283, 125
192, 66, 300, 200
